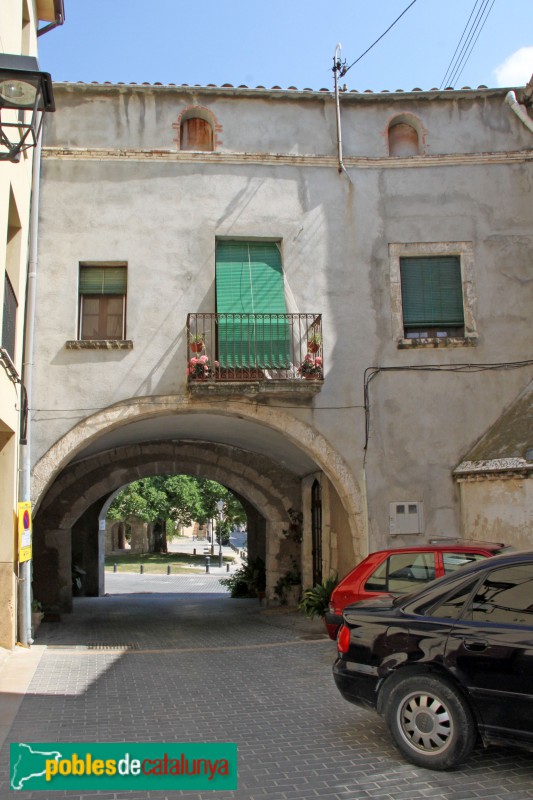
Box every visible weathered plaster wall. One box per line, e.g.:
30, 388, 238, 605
43, 84, 533, 156
458, 476, 533, 548
32, 83, 533, 584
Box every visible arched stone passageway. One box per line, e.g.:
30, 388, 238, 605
32, 400, 365, 615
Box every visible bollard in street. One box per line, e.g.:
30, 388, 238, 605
226, 563, 230, 572
167, 564, 171, 575
140, 564, 144, 574
193, 548, 196, 556
113, 563, 117, 573
205, 556, 210, 573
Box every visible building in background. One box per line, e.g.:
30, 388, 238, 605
0, 0, 63, 651
29, 75, 533, 612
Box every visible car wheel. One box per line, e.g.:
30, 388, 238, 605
384, 674, 476, 770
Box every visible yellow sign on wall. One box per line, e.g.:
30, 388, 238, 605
18, 501, 32, 563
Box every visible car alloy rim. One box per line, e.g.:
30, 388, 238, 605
397, 691, 452, 754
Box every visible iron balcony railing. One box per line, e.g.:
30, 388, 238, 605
186, 313, 323, 382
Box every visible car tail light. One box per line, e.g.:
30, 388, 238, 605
337, 624, 350, 654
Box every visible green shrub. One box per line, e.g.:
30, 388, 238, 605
220, 557, 266, 598
273, 560, 301, 604
299, 574, 339, 619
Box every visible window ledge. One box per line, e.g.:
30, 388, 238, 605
398, 336, 477, 349
65, 340, 133, 350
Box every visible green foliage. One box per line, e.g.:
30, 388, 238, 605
298, 574, 339, 619
107, 476, 246, 535
274, 559, 301, 604
220, 557, 266, 598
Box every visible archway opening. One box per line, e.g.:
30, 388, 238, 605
31, 405, 364, 632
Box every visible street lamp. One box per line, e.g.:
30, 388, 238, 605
0, 54, 55, 162
216, 499, 224, 568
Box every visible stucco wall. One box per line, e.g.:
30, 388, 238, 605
458, 476, 533, 548
32, 82, 533, 571
0, 0, 49, 650
43, 84, 533, 156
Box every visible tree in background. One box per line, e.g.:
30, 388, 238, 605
107, 475, 245, 552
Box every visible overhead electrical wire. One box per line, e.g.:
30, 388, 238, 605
337, 0, 418, 77
440, 0, 497, 89
363, 359, 533, 458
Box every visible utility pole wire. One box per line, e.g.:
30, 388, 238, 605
448, 0, 496, 88
338, 0, 418, 77
447, 0, 491, 87
440, 0, 497, 88
440, 0, 481, 88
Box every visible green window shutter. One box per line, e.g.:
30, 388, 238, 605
216, 241, 290, 368
400, 256, 464, 328
79, 266, 127, 295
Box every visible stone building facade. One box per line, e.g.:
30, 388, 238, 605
30, 77, 533, 611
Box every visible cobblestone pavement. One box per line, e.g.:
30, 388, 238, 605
1, 575, 533, 800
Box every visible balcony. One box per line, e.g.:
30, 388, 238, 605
186, 313, 323, 399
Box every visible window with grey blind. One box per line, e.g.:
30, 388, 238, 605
78, 263, 127, 340
2, 273, 17, 360
400, 255, 464, 338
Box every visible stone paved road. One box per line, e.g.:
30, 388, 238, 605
1, 575, 533, 800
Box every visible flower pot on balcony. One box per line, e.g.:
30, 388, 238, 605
304, 373, 322, 380
307, 341, 320, 353
190, 342, 204, 353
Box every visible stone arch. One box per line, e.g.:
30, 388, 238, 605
33, 439, 306, 611
32, 399, 365, 613
39, 440, 299, 531
32, 396, 363, 553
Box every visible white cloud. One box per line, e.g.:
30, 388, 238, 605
494, 47, 533, 86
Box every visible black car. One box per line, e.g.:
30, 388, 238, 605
333, 550, 533, 770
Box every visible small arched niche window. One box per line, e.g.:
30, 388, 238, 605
180, 108, 214, 151
388, 116, 421, 157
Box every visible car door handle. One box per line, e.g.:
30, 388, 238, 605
463, 639, 488, 652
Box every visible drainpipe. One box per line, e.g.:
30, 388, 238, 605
505, 90, 533, 134
37, 0, 65, 37
333, 44, 350, 179
18, 132, 43, 646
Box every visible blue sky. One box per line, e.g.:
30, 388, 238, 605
39, 0, 533, 92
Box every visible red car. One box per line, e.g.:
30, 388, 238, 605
325, 541, 508, 640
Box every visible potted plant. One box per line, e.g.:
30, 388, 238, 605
307, 332, 322, 353
31, 599, 44, 634
187, 355, 219, 380
298, 354, 323, 380
274, 560, 301, 605
299, 574, 339, 620
219, 557, 266, 598
189, 332, 205, 353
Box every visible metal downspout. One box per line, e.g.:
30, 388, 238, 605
505, 90, 533, 134
18, 133, 42, 645
37, 0, 65, 36
333, 44, 350, 179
